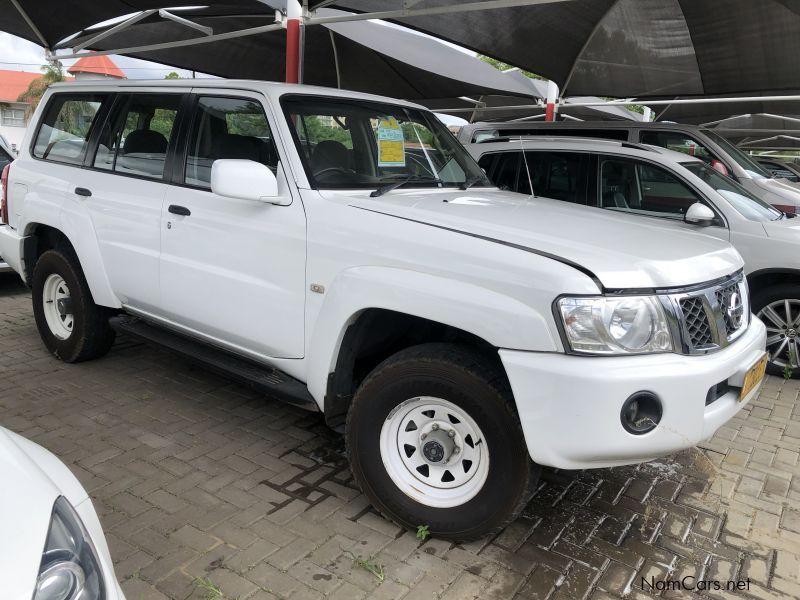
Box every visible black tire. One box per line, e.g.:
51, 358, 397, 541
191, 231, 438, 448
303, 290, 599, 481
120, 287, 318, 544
752, 284, 800, 378
31, 248, 115, 363
346, 343, 539, 541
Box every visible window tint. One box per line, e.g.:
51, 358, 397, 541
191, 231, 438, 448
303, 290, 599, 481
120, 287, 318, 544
600, 157, 704, 219
521, 151, 588, 203
640, 131, 718, 165
94, 94, 180, 179
185, 97, 277, 188
33, 94, 107, 165
480, 152, 520, 191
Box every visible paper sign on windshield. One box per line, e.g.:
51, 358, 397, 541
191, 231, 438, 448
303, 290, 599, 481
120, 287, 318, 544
377, 117, 405, 167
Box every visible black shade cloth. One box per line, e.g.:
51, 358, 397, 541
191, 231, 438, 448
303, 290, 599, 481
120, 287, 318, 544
319, 0, 800, 98
59, 8, 539, 102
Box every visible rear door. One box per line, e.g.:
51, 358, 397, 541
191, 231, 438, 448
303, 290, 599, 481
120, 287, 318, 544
159, 91, 306, 359
81, 90, 186, 312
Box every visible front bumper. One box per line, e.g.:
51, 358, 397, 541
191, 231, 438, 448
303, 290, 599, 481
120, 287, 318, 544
0, 225, 24, 279
500, 316, 767, 470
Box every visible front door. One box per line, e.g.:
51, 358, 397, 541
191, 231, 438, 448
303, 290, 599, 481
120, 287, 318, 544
159, 93, 306, 359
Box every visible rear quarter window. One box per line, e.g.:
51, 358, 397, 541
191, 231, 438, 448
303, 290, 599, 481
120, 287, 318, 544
32, 93, 109, 165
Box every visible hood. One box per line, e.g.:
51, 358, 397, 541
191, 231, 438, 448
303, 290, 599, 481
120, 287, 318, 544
752, 177, 800, 208
333, 189, 743, 289
0, 428, 83, 600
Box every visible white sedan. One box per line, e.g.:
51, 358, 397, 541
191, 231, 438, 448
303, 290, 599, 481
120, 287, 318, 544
0, 426, 125, 600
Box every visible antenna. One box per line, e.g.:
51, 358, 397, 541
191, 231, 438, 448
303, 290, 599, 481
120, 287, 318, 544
519, 137, 535, 197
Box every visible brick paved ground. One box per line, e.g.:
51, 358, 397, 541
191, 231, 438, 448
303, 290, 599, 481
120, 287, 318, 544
2, 273, 800, 600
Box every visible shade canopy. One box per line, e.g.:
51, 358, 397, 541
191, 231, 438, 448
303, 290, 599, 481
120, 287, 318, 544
55, 7, 539, 103
654, 96, 800, 126
320, 0, 800, 98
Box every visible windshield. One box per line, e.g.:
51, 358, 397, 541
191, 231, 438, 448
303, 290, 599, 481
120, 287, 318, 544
282, 95, 490, 190
702, 130, 772, 179
682, 161, 782, 221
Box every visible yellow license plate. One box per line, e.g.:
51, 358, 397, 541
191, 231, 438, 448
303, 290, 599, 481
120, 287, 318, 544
740, 353, 768, 401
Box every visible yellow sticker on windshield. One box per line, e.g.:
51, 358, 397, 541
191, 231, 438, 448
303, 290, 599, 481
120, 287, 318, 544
377, 116, 405, 167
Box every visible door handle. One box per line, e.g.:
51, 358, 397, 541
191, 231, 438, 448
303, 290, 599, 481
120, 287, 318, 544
168, 204, 191, 216
74, 187, 92, 197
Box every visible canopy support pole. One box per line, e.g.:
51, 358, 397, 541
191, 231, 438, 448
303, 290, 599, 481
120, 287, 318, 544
285, 0, 303, 84
545, 80, 559, 121
9, 0, 49, 49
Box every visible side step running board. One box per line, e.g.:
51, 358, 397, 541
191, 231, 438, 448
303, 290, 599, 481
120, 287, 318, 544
109, 316, 319, 412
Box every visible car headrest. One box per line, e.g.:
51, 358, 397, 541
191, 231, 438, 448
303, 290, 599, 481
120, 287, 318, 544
212, 134, 263, 163
123, 129, 168, 155
312, 140, 350, 171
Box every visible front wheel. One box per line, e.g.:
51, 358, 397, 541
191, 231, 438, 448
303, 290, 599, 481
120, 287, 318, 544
346, 343, 538, 541
753, 284, 800, 378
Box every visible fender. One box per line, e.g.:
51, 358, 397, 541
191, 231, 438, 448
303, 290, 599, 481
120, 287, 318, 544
22, 207, 121, 309
304, 266, 560, 404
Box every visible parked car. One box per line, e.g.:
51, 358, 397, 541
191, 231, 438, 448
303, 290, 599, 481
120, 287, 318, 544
468, 136, 798, 376
459, 121, 800, 214
0, 144, 13, 273
755, 156, 800, 184
0, 426, 124, 600
0, 80, 767, 539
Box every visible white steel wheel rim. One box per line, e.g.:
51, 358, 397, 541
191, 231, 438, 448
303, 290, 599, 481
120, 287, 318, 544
758, 299, 800, 368
379, 396, 490, 509
42, 274, 74, 340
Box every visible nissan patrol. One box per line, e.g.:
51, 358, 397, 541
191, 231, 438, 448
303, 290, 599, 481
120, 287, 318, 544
0, 80, 767, 540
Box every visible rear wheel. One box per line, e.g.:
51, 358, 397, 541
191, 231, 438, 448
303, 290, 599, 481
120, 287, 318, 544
32, 249, 115, 363
753, 284, 800, 378
346, 343, 538, 541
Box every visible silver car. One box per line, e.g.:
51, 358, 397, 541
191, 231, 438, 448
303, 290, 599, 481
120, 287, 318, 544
469, 137, 800, 376
459, 121, 800, 215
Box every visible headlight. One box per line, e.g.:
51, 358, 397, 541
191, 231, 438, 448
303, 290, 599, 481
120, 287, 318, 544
33, 497, 105, 600
557, 296, 673, 355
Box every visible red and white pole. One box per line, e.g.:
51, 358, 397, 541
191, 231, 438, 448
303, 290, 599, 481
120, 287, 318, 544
545, 79, 559, 122
285, 0, 303, 84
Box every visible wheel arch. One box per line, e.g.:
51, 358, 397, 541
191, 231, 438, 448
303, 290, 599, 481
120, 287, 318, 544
748, 268, 800, 299
23, 221, 121, 308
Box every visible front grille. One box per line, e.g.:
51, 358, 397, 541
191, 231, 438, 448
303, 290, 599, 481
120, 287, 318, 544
680, 297, 713, 348
671, 274, 749, 355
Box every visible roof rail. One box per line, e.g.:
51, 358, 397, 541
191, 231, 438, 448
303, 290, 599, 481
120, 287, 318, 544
477, 135, 656, 152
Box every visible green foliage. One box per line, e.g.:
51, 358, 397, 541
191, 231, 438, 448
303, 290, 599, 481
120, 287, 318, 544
401, 122, 433, 146
149, 109, 177, 139
194, 577, 238, 600
227, 113, 269, 137
478, 55, 545, 80
302, 115, 353, 149
345, 551, 385, 582
164, 71, 182, 79
416, 524, 431, 541
17, 60, 66, 113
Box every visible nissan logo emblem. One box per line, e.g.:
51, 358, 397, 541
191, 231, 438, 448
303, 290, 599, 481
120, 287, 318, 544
726, 292, 744, 328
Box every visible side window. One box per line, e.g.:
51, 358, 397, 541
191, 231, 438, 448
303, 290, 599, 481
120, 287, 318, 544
523, 152, 588, 204
32, 94, 108, 165
93, 94, 180, 179
600, 157, 703, 219
185, 96, 277, 188
482, 152, 520, 191
640, 131, 718, 165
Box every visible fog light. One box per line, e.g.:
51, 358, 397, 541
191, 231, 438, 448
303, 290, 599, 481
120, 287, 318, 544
620, 392, 662, 435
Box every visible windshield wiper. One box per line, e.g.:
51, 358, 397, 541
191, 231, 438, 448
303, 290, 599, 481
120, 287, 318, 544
370, 175, 442, 198
459, 175, 487, 191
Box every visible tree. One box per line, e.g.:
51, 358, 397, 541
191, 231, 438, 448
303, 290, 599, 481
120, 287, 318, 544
17, 61, 66, 113
477, 55, 545, 80
164, 71, 182, 80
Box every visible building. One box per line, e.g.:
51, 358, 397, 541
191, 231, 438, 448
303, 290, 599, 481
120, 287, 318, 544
0, 70, 41, 151
67, 55, 126, 81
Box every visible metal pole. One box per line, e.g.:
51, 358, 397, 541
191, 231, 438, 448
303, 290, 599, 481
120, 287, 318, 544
285, 0, 303, 84
545, 80, 559, 122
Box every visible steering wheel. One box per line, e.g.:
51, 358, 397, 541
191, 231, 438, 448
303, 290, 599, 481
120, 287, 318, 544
313, 166, 352, 179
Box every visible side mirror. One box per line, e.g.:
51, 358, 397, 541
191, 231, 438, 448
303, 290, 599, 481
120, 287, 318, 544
710, 159, 730, 177
211, 159, 287, 205
684, 202, 716, 227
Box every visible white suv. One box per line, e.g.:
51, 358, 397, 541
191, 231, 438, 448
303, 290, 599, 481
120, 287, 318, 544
0, 80, 766, 540
468, 137, 800, 378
